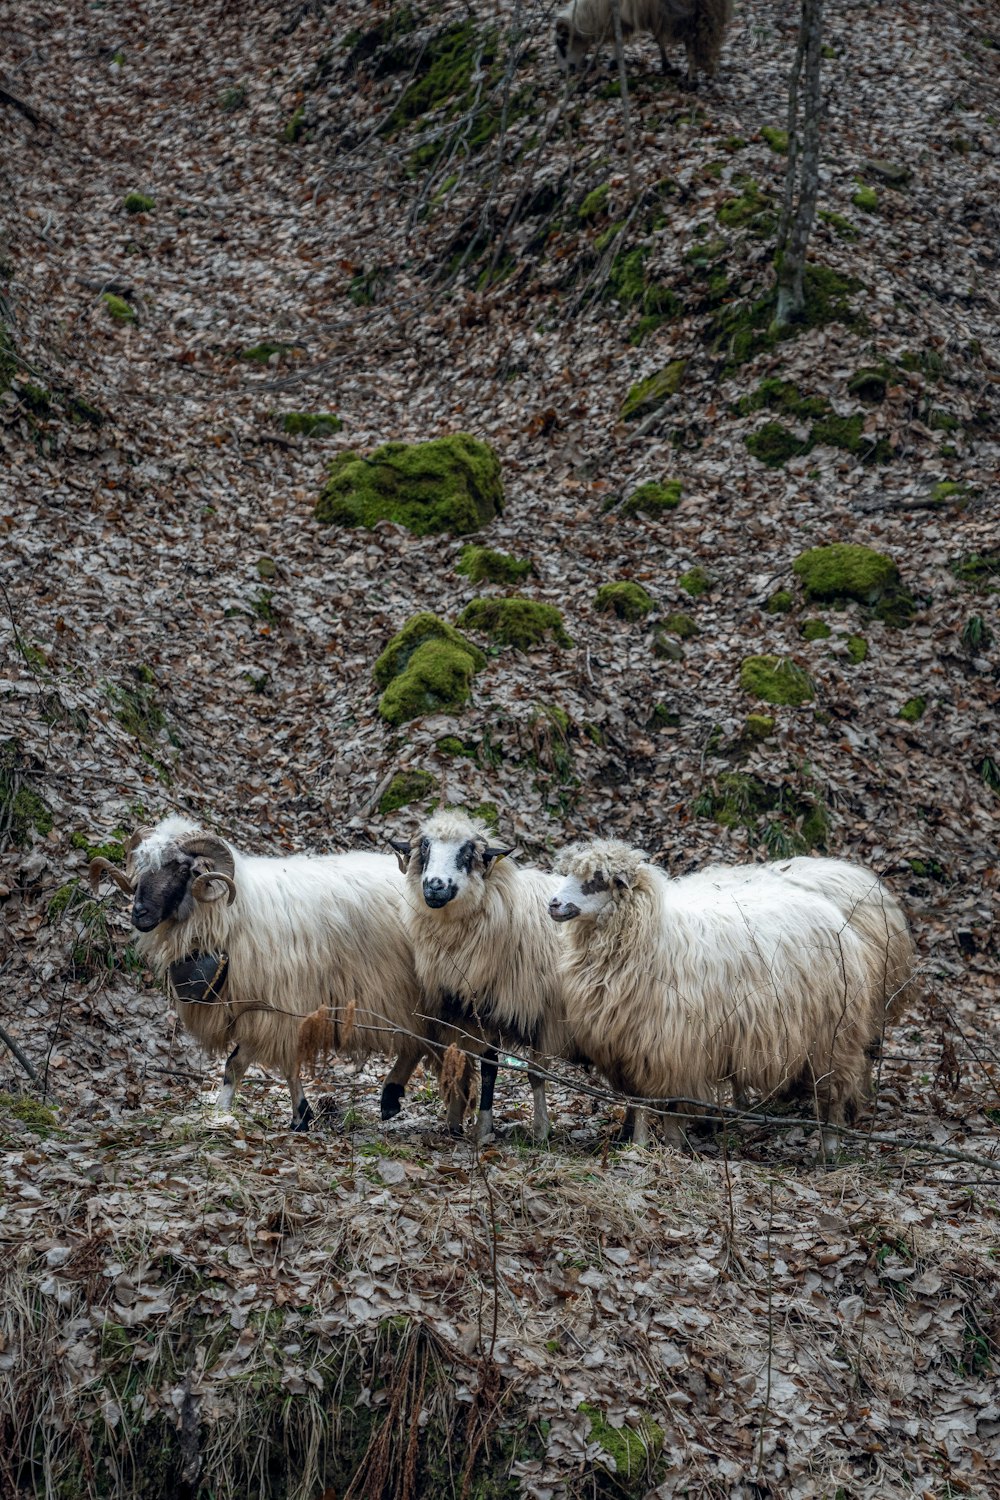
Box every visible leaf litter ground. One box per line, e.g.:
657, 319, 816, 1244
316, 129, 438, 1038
0, 0, 999, 1495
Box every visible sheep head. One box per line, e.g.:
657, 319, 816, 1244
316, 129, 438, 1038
393, 811, 515, 910
549, 840, 645, 922
129, 831, 236, 932
553, 6, 591, 73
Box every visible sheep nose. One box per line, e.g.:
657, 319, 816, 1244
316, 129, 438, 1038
548, 896, 579, 922
422, 877, 454, 908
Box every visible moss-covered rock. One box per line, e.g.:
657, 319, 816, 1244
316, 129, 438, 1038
810, 412, 893, 463
0, 740, 52, 845
578, 184, 610, 221
899, 695, 926, 722
845, 634, 869, 663
455, 545, 531, 585
378, 640, 480, 726
717, 179, 775, 233
865, 158, 912, 187
103, 293, 136, 324
801, 619, 832, 641
457, 597, 571, 650
792, 543, 913, 624
738, 378, 827, 421
847, 365, 894, 402
579, 1403, 663, 1495
620, 361, 686, 421
435, 735, 476, 758
315, 434, 503, 535
743, 713, 775, 742
679, 567, 712, 597
761, 126, 788, 154
852, 183, 879, 212
663, 612, 698, 638
123, 191, 154, 214
765, 590, 793, 614
621, 480, 682, 517
282, 412, 342, 437
378, 770, 435, 816
373, 613, 485, 689
745, 422, 810, 467
595, 582, 653, 621
740, 656, 813, 706
0, 1093, 58, 1136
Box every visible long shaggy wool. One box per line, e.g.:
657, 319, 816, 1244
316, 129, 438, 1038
132, 818, 423, 1082
556, 0, 732, 76
401, 811, 571, 1063
556, 841, 880, 1123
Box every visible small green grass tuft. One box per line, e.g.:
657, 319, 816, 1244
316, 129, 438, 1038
819, 209, 860, 240
457, 597, 572, 650
578, 184, 610, 221
456, 545, 532, 585
852, 182, 879, 212
761, 126, 789, 154
378, 771, 435, 816
740, 655, 813, 705
595, 582, 653, 621
951, 550, 999, 591
316, 434, 503, 535
846, 634, 869, 663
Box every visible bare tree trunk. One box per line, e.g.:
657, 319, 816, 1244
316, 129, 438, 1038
774, 0, 824, 327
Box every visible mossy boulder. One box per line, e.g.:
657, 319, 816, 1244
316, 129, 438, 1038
378, 770, 435, 816
663, 612, 698, 638
740, 656, 813, 706
579, 1403, 663, 1494
373, 614, 485, 726
456, 545, 531, 585
595, 582, 653, 621
793, 543, 914, 624
801, 619, 832, 641
282, 412, 342, 437
745, 422, 810, 467
766, 590, 793, 614
123, 191, 154, 214
743, 713, 775, 742
679, 567, 712, 597
316, 434, 503, 535
621, 480, 682, 517
620, 361, 686, 422
847, 366, 894, 402
457, 597, 571, 650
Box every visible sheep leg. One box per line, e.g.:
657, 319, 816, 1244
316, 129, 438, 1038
288, 1074, 314, 1132
476, 1048, 499, 1142
527, 1063, 550, 1143
215, 1044, 249, 1115
380, 1035, 426, 1120
631, 1107, 650, 1147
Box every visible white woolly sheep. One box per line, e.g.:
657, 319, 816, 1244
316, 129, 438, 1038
90, 816, 442, 1130
554, 0, 732, 85
548, 840, 894, 1146
389, 810, 579, 1142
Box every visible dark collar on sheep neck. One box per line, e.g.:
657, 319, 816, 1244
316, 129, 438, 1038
168, 951, 230, 1006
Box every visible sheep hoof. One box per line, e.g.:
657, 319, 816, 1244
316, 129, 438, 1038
380, 1082, 405, 1121
291, 1099, 314, 1133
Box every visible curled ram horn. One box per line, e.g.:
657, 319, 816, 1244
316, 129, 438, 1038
89, 857, 134, 896
191, 871, 237, 905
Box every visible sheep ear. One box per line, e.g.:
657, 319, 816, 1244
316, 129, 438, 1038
613, 870, 631, 890
388, 838, 411, 874
484, 845, 516, 869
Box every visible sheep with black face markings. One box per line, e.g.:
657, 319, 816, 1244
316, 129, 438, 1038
390, 810, 579, 1142
548, 840, 893, 1146
554, 0, 732, 86
90, 816, 447, 1130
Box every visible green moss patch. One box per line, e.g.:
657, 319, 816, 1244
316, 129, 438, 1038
761, 126, 789, 154
620, 361, 686, 421
316, 434, 502, 535
579, 1403, 663, 1494
852, 183, 879, 212
578, 184, 610, 221
810, 412, 893, 463
663, 612, 698, 638
621, 479, 682, 517
0, 1093, 58, 1136
240, 341, 298, 364
103, 293, 136, 324
378, 770, 435, 816
766, 590, 793, 614
738, 378, 828, 421
793, 543, 914, 623
846, 634, 869, 663
740, 656, 813, 706
692, 772, 829, 854
283, 105, 306, 143
595, 582, 653, 621
123, 191, 154, 214
708, 264, 861, 368
457, 597, 571, 650
282, 412, 342, 437
899, 696, 926, 723
0, 740, 52, 846
929, 480, 968, 507
819, 209, 860, 241
374, 615, 485, 726
745, 422, 811, 467
847, 365, 894, 402
952, 549, 999, 591
743, 713, 775, 742
456, 545, 531, 584
717, 178, 775, 234
679, 567, 712, 597
801, 619, 832, 641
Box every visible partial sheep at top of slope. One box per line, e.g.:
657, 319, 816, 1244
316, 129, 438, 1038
548, 840, 884, 1146
390, 809, 579, 1142
89, 816, 432, 1130
554, 0, 733, 84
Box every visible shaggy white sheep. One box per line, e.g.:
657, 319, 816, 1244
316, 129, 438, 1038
390, 810, 578, 1141
548, 840, 889, 1145
90, 816, 437, 1130
554, 0, 732, 84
